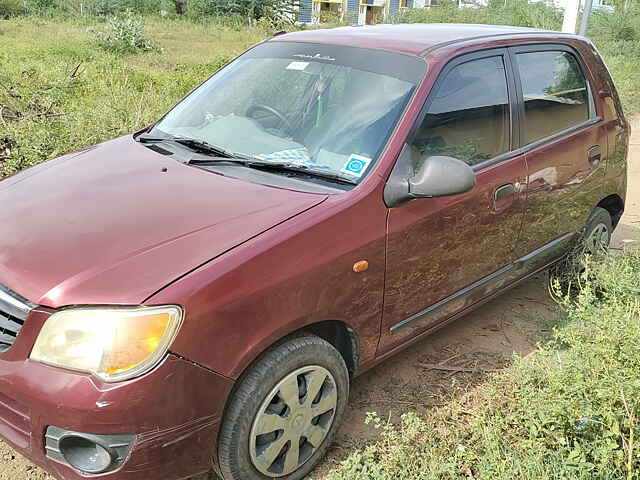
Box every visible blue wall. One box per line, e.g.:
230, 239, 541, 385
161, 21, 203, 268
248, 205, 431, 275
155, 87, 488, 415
388, 0, 400, 16
346, 0, 359, 23
299, 0, 313, 22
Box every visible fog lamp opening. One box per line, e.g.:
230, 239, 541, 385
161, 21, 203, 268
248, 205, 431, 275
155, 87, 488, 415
58, 435, 115, 474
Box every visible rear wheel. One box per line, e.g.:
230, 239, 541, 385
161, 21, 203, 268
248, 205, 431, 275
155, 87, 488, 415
549, 207, 612, 292
218, 335, 349, 480
582, 212, 612, 257
577, 207, 613, 260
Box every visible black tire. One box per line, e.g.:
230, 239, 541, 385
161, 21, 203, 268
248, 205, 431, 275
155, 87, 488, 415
580, 207, 613, 256
218, 335, 349, 480
549, 207, 613, 293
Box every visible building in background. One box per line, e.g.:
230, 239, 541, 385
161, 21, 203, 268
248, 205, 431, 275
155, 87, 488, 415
298, 0, 613, 25
299, 0, 406, 25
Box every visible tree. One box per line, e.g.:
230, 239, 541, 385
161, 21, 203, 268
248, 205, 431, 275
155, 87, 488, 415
201, 0, 298, 20
174, 0, 187, 13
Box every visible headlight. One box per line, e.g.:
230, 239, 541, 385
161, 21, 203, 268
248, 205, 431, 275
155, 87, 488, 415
30, 306, 183, 382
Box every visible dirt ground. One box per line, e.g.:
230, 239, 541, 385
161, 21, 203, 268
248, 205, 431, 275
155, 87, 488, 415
1, 117, 639, 480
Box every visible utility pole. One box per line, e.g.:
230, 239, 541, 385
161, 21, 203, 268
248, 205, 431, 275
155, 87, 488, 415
562, 0, 581, 33
579, 0, 594, 35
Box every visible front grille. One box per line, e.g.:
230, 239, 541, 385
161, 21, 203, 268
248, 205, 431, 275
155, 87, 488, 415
0, 285, 35, 353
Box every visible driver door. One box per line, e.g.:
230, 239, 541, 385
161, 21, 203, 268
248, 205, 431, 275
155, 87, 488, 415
378, 49, 528, 352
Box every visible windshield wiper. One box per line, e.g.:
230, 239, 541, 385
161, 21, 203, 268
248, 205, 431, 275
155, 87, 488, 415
188, 157, 358, 186
172, 138, 237, 158
265, 163, 358, 185
137, 133, 236, 159
138, 133, 358, 185
137, 133, 168, 143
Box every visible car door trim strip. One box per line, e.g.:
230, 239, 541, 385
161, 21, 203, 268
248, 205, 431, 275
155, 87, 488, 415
390, 232, 575, 333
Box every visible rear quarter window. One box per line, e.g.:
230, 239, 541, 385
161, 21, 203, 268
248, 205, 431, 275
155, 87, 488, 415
515, 50, 592, 144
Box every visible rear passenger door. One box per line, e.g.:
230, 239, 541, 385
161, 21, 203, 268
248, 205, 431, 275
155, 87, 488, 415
510, 44, 608, 265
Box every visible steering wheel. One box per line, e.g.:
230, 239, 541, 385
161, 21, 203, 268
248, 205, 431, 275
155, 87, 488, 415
246, 104, 294, 136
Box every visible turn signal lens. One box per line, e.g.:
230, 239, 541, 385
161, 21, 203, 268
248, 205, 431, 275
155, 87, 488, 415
31, 306, 182, 382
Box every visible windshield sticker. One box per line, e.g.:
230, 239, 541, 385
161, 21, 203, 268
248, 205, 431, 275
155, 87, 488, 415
254, 148, 309, 164
286, 61, 309, 71
341, 154, 372, 178
293, 53, 336, 62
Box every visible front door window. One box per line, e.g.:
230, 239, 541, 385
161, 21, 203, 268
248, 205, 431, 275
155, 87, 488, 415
411, 56, 511, 168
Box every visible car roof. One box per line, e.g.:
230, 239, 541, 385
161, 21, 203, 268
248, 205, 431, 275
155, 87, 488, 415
270, 23, 560, 56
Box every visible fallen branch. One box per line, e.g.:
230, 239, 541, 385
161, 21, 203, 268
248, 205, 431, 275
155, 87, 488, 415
69, 62, 84, 79
419, 363, 501, 373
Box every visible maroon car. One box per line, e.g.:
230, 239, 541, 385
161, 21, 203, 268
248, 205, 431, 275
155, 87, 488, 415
0, 23, 628, 480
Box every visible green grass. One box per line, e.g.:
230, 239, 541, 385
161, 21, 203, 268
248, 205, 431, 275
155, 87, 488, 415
3, 5, 640, 178
2, 4, 640, 177
334, 251, 640, 479
0, 15, 270, 176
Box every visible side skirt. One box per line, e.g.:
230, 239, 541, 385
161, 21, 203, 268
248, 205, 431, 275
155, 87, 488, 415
389, 232, 575, 333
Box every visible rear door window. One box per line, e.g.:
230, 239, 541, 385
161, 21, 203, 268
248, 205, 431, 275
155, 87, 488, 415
411, 55, 511, 168
515, 50, 592, 144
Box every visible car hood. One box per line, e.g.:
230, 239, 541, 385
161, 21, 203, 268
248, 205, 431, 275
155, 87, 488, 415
0, 136, 326, 307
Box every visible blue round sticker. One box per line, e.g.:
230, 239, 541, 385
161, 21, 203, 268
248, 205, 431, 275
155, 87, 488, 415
341, 154, 372, 178
346, 159, 365, 174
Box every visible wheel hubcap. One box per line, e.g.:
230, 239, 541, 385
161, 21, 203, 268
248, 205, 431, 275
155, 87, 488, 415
249, 366, 338, 477
584, 223, 610, 256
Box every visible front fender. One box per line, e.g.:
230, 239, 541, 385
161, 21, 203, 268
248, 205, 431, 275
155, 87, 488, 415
146, 190, 387, 379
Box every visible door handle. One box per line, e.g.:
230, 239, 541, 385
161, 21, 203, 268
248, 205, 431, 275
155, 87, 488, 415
494, 183, 515, 202
588, 145, 601, 166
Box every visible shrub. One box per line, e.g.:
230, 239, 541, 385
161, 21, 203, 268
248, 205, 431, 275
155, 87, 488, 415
90, 11, 154, 53
0, 0, 21, 17
85, 0, 123, 15
21, 0, 59, 13
396, 0, 562, 30
396, 0, 489, 24
120, 0, 161, 14
191, 0, 298, 22
490, 0, 562, 29
334, 250, 640, 479
588, 5, 640, 113
590, 6, 640, 41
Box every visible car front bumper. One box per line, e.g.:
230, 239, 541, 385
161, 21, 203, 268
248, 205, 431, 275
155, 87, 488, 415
0, 308, 234, 480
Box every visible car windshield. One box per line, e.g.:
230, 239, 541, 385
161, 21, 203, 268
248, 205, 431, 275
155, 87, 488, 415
151, 42, 426, 184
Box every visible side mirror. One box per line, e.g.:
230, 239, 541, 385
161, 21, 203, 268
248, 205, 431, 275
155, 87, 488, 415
383, 146, 476, 207
409, 155, 476, 198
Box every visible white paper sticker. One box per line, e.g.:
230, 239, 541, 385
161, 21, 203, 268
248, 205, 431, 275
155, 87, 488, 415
286, 61, 309, 71
340, 154, 373, 178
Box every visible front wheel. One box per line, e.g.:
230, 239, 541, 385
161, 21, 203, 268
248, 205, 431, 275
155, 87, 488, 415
218, 335, 349, 480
